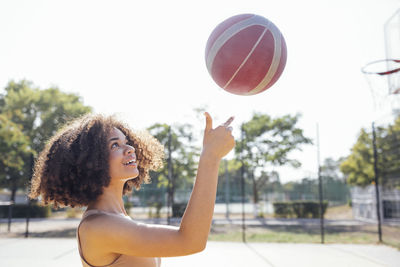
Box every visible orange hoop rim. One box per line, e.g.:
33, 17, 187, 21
361, 59, 400, 75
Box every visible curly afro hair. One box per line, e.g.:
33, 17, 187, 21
29, 114, 164, 208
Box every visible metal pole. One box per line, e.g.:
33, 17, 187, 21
167, 125, 172, 224
25, 200, 31, 238
316, 123, 324, 244
25, 154, 34, 238
240, 124, 246, 243
224, 159, 230, 219
7, 202, 13, 232
372, 122, 383, 242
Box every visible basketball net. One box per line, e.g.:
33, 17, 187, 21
362, 59, 400, 115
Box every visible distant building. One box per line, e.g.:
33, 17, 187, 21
351, 185, 400, 223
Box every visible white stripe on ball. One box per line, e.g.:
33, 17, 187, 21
245, 24, 283, 95
223, 27, 269, 89
206, 14, 271, 74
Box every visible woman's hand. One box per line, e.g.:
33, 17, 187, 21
202, 112, 235, 159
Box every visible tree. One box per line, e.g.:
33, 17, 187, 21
1, 80, 92, 152
0, 115, 31, 171
378, 117, 400, 188
147, 122, 200, 215
235, 112, 312, 216
340, 128, 374, 186
0, 80, 92, 201
0, 115, 33, 201
341, 117, 400, 188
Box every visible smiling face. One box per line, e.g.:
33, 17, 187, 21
107, 127, 139, 182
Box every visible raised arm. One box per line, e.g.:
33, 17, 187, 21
178, 112, 235, 251
80, 113, 235, 258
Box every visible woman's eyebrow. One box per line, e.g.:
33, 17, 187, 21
108, 137, 120, 143
108, 137, 128, 143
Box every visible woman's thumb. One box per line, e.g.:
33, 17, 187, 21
204, 112, 212, 134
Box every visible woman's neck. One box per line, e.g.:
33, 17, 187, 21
87, 181, 128, 216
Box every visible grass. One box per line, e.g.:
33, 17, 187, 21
382, 225, 400, 249
324, 204, 354, 220
210, 225, 323, 243
208, 224, 400, 249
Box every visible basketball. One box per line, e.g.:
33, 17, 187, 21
205, 14, 287, 96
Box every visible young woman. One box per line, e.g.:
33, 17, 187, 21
29, 112, 235, 267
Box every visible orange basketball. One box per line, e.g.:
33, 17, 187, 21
205, 14, 287, 95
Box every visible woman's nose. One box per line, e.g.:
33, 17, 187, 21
125, 145, 135, 155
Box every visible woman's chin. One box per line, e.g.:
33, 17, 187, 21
123, 173, 139, 181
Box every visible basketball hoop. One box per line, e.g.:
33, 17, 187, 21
362, 59, 400, 112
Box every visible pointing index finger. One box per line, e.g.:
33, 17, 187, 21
223, 116, 234, 127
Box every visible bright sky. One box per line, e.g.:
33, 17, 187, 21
0, 0, 399, 182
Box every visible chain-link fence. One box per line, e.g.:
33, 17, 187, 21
367, 113, 400, 247
124, 167, 376, 246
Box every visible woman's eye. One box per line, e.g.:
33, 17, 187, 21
111, 142, 119, 149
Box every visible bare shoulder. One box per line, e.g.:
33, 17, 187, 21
79, 213, 132, 245
78, 214, 123, 264
79, 213, 108, 238
79, 213, 202, 258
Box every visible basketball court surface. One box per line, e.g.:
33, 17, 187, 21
1, 238, 399, 267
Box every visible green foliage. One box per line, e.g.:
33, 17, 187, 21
1, 80, 92, 152
292, 201, 328, 218
235, 112, 312, 204
378, 117, 400, 189
0, 204, 52, 218
0, 115, 32, 174
0, 80, 92, 199
340, 129, 375, 186
341, 117, 400, 188
273, 201, 328, 218
146, 123, 200, 208
273, 202, 294, 218
147, 123, 199, 188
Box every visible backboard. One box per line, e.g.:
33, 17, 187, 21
385, 8, 400, 94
